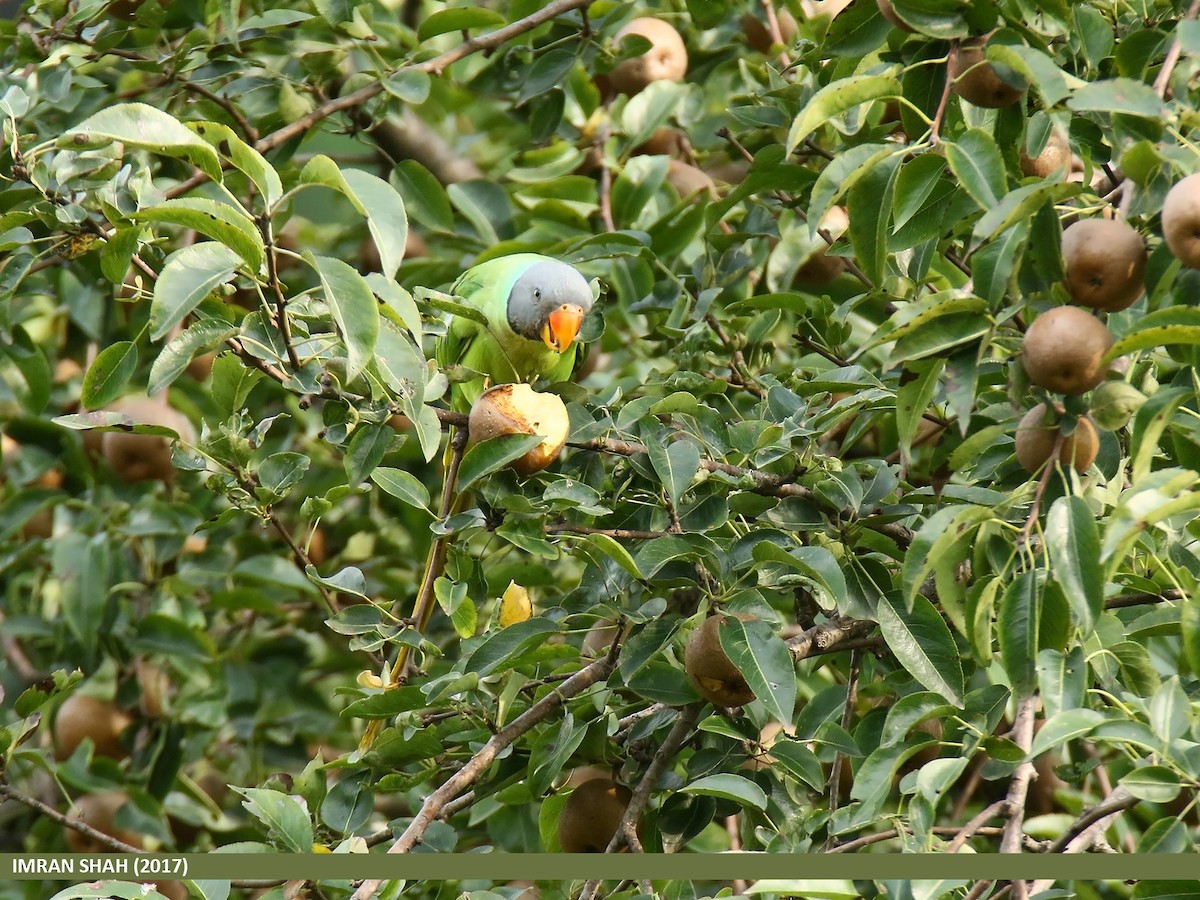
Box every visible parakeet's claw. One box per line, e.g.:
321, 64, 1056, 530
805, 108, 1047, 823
542, 303, 585, 352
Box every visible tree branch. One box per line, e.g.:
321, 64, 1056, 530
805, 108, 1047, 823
786, 617, 877, 662
999, 695, 1038, 854
579, 704, 703, 900
348, 654, 618, 899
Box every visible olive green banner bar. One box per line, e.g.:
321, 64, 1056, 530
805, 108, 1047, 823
4, 853, 1200, 882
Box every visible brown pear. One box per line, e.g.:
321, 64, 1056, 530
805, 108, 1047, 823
685, 613, 756, 707
951, 35, 1025, 108
53, 695, 133, 761
608, 18, 688, 96
1020, 130, 1071, 178
467, 384, 571, 475
1062, 219, 1146, 311
65, 792, 144, 852
666, 160, 718, 201
741, 8, 798, 53
633, 127, 685, 157
99, 394, 196, 484
1162, 173, 1200, 268
557, 777, 637, 853
1021, 307, 1113, 395
1015, 404, 1099, 474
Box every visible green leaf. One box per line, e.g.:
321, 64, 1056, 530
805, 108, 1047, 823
383, 69, 432, 105
997, 571, 1039, 695
457, 434, 546, 492
63, 103, 222, 180
1119, 765, 1182, 803
846, 152, 901, 285
80, 341, 137, 409
680, 773, 768, 811
895, 358, 943, 466
258, 451, 310, 496
300, 157, 408, 280
1183, 594, 1200, 687
573, 532, 643, 581
132, 199, 264, 272
234, 787, 314, 854
971, 181, 1080, 247
1129, 386, 1190, 484
647, 436, 701, 508
902, 504, 992, 608
320, 772, 373, 835
464, 618, 557, 676
191, 122, 283, 209
417, 6, 505, 41
344, 423, 392, 487
718, 616, 797, 725
1037, 645, 1086, 718
876, 593, 964, 706
100, 226, 142, 284
751, 542, 847, 611
1068, 77, 1166, 119
56, 533, 112, 654
310, 253, 380, 383
786, 74, 901, 153
371, 467, 432, 513
1135, 883, 1200, 900
151, 243, 243, 341
1044, 496, 1102, 632
148, 319, 237, 395
766, 739, 825, 791
1105, 306, 1200, 361
1148, 677, 1191, 744
745, 882, 858, 899
943, 128, 1005, 209
394, 161, 453, 232
621, 80, 687, 150
809, 143, 896, 236
1029, 708, 1104, 757
861, 291, 987, 352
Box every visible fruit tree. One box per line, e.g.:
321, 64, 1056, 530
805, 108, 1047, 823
2, 0, 1200, 898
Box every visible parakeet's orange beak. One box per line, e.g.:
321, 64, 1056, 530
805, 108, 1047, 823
542, 304, 585, 352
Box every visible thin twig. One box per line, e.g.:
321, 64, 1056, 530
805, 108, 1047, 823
706, 313, 765, 398
826, 649, 862, 844
259, 216, 302, 372
945, 799, 1010, 853
0, 782, 143, 854
546, 522, 667, 540
1020, 430, 1066, 546
930, 43, 958, 145
760, 0, 791, 70
831, 824, 1006, 853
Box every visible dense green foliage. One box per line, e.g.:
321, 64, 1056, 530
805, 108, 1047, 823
3, 0, 1200, 898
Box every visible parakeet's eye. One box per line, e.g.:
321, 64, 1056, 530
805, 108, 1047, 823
533, 288, 542, 300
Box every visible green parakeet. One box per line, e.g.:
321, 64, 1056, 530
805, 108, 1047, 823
436, 253, 595, 410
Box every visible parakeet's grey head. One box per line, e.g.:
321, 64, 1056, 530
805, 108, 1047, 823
506, 260, 594, 352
